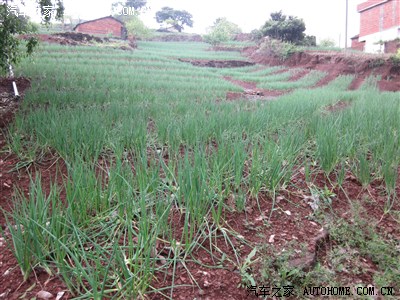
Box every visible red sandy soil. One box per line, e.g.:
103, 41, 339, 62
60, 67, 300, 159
248, 48, 400, 92
223, 76, 288, 101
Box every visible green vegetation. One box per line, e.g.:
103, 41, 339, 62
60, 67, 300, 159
257, 38, 298, 61
0, 0, 64, 73
203, 18, 242, 46
261, 11, 316, 46
125, 15, 153, 40
155, 7, 193, 32
2, 41, 400, 298
258, 70, 327, 90
319, 38, 336, 48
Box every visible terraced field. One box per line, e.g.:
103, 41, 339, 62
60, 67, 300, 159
1, 41, 399, 299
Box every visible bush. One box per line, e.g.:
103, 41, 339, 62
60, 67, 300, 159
319, 38, 336, 48
125, 15, 153, 40
258, 38, 298, 61
250, 29, 263, 42
203, 18, 242, 46
389, 49, 400, 67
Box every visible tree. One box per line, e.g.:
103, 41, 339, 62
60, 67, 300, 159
203, 18, 241, 46
319, 38, 336, 48
1, 0, 64, 73
155, 7, 193, 32
125, 15, 152, 40
261, 11, 306, 45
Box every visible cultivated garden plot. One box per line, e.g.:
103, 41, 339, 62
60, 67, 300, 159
0, 41, 400, 299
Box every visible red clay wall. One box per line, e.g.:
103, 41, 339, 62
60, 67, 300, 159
385, 39, 400, 53
75, 18, 123, 38
358, 0, 400, 37
351, 38, 365, 51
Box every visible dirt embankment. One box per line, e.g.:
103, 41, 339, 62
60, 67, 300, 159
21, 32, 137, 49
247, 47, 400, 92
178, 58, 255, 68
147, 34, 203, 42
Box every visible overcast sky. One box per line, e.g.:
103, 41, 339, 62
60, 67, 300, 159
24, 0, 365, 46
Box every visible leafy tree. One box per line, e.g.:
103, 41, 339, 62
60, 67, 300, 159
0, 0, 64, 73
155, 7, 193, 32
250, 29, 263, 41
302, 35, 316, 46
261, 11, 306, 45
203, 18, 241, 46
319, 38, 336, 48
125, 15, 152, 40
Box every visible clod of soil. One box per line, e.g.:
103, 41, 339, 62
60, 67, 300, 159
179, 58, 255, 68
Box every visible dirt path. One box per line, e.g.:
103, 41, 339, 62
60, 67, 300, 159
222, 76, 290, 101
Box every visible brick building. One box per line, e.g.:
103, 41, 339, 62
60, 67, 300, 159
74, 16, 127, 39
352, 0, 400, 52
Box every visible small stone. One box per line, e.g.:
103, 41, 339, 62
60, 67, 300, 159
276, 196, 284, 203
56, 291, 65, 300
0, 290, 11, 299
37, 291, 53, 300
269, 234, 275, 243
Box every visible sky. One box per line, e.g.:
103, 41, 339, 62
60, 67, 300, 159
23, 0, 365, 47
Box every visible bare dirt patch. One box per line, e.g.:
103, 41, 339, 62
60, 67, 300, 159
348, 70, 373, 91
179, 58, 255, 68
0, 77, 30, 128
223, 76, 289, 102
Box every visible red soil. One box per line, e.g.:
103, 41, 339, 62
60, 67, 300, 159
249, 49, 400, 92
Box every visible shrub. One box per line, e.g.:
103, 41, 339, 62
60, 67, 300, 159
319, 38, 336, 48
257, 38, 298, 61
125, 15, 153, 40
203, 18, 242, 46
